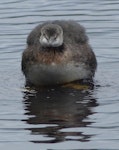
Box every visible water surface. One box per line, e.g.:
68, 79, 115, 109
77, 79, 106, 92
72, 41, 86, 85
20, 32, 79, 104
0, 0, 119, 149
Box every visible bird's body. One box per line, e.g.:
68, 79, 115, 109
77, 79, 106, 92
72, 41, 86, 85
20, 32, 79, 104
22, 20, 97, 86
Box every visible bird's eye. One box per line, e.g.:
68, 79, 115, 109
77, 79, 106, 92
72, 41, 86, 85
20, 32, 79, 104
42, 33, 45, 36
54, 35, 57, 40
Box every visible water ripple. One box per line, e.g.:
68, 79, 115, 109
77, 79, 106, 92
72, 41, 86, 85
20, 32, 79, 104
0, 0, 119, 149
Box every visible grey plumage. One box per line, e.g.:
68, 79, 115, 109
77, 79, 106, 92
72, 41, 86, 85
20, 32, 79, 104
22, 20, 97, 86
27, 20, 88, 45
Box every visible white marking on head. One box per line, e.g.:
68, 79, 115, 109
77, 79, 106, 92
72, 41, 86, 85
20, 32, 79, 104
39, 24, 63, 47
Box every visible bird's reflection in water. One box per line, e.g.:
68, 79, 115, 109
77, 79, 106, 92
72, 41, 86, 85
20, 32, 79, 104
23, 84, 98, 143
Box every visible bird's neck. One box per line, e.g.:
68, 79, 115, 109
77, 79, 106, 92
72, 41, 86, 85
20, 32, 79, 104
41, 43, 64, 52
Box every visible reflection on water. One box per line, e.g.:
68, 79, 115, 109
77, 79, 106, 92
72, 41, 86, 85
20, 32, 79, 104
23, 86, 98, 143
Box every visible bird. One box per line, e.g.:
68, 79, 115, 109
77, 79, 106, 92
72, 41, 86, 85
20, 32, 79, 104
21, 20, 97, 86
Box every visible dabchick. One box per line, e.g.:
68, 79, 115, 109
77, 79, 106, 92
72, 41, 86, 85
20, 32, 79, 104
22, 20, 97, 86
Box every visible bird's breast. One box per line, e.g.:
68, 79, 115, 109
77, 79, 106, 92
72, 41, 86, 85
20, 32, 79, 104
27, 61, 91, 86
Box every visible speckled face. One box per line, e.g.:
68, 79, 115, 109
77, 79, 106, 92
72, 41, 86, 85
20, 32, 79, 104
39, 24, 63, 47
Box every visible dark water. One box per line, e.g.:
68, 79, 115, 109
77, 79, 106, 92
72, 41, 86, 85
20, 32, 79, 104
0, 0, 119, 149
